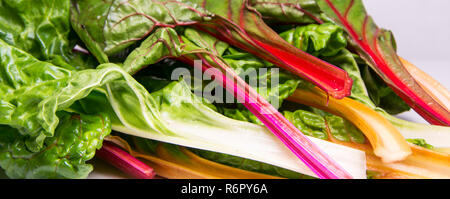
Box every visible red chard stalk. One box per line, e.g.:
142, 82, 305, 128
178, 53, 353, 179
97, 141, 156, 179
194, 0, 353, 99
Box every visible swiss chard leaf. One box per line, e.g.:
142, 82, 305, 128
248, 0, 322, 24
279, 23, 346, 57
0, 112, 111, 179
316, 0, 450, 125
0, 38, 168, 152
70, 0, 211, 63
0, 39, 72, 150
0, 0, 72, 61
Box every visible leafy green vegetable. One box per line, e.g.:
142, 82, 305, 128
248, 0, 322, 24
70, 0, 211, 63
0, 112, 111, 179
0, 39, 73, 150
0, 37, 169, 152
0, 0, 72, 61
280, 23, 346, 57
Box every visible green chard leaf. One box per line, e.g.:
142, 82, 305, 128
284, 108, 366, 144
0, 0, 72, 61
0, 112, 111, 179
248, 0, 322, 24
0, 38, 170, 151
280, 23, 347, 57
70, 0, 211, 63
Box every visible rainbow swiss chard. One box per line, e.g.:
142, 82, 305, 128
70, 0, 353, 99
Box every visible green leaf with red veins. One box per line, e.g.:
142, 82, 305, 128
70, 0, 211, 63
70, 0, 353, 99
315, 0, 450, 126
192, 0, 352, 99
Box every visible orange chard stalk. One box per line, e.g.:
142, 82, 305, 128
287, 87, 412, 163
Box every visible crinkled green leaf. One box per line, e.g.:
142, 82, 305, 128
70, 0, 211, 63
0, 39, 167, 151
280, 23, 347, 57
248, 0, 321, 24
123, 28, 182, 74
0, 0, 72, 60
0, 39, 73, 150
284, 109, 366, 144
0, 112, 111, 179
